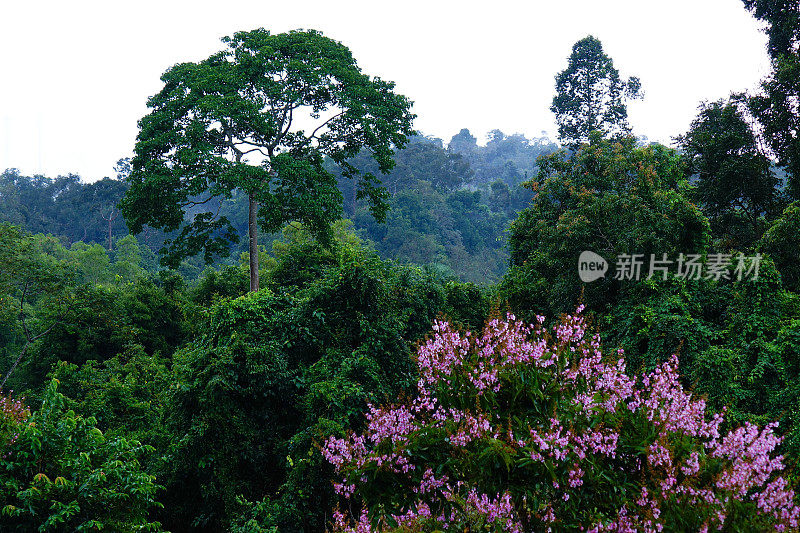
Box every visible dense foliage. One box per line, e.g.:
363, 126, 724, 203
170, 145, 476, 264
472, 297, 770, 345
503, 133, 709, 318
678, 98, 781, 248
1, 129, 545, 285
0, 381, 162, 531
0, 168, 129, 247
742, 0, 800, 198
157, 227, 490, 530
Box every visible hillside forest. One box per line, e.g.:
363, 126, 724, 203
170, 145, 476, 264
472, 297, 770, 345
2, 2, 800, 531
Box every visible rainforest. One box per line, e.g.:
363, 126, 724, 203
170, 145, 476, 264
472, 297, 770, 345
2, 1, 800, 531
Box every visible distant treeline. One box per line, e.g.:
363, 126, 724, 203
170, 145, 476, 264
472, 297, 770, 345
0, 130, 557, 283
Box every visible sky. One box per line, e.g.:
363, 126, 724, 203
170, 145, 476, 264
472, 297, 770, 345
0, 0, 770, 181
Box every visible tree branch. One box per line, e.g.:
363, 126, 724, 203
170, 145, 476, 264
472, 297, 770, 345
1, 283, 70, 391
181, 196, 217, 208
310, 110, 346, 140
240, 147, 268, 157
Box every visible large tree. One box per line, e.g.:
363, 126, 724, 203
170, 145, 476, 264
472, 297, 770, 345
551, 36, 642, 148
501, 134, 709, 320
120, 28, 415, 291
677, 98, 779, 247
741, 0, 800, 198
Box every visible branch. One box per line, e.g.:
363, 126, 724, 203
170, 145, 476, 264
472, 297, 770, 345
181, 196, 217, 208
231, 139, 269, 150
240, 147, 268, 157
310, 110, 346, 140
2, 288, 71, 391
271, 101, 301, 151
596, 229, 615, 254
101, 208, 119, 222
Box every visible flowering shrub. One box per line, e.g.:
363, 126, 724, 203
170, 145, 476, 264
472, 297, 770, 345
0, 391, 29, 456
324, 308, 800, 531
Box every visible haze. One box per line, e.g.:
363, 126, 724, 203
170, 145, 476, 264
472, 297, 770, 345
0, 0, 769, 180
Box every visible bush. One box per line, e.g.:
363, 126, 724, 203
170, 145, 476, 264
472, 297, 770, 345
0, 380, 162, 531
325, 309, 799, 531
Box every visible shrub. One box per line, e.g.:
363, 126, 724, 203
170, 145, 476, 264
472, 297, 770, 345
324, 308, 800, 531
0, 381, 162, 531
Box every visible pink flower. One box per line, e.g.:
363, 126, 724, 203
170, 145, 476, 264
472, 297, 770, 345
324, 309, 800, 532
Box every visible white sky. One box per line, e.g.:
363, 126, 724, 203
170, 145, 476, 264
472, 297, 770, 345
0, 0, 770, 181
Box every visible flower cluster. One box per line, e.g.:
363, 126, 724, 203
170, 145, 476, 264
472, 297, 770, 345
0, 391, 30, 458
324, 310, 800, 531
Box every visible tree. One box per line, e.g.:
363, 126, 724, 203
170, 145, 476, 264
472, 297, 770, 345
158, 227, 490, 530
488, 179, 512, 214
448, 128, 477, 153
501, 134, 709, 320
761, 201, 800, 292
741, 0, 800, 198
393, 136, 472, 193
120, 28, 415, 291
325, 310, 800, 531
0, 171, 131, 247
446, 129, 557, 189
551, 36, 642, 148
741, 1, 800, 59
0, 225, 75, 391
677, 99, 779, 247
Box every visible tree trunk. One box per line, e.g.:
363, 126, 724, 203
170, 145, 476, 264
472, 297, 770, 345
248, 193, 260, 292
0, 343, 28, 391
108, 218, 113, 252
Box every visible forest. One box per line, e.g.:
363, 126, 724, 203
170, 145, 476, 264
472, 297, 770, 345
1, 1, 800, 531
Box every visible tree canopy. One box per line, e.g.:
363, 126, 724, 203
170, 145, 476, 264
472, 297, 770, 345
678, 98, 780, 247
503, 134, 709, 318
742, 0, 800, 198
120, 28, 415, 291
4, 8, 800, 532
551, 36, 642, 148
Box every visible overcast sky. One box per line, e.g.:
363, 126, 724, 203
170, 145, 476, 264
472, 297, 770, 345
0, 0, 770, 181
